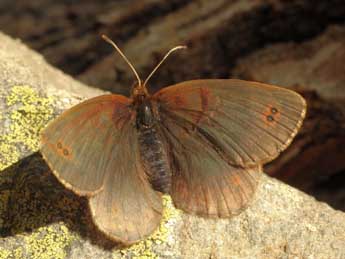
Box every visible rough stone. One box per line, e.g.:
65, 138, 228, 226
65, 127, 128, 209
231, 25, 345, 102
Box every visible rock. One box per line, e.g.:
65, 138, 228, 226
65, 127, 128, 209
231, 25, 345, 102
0, 31, 345, 259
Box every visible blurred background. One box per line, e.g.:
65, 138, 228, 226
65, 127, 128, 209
1, 0, 344, 211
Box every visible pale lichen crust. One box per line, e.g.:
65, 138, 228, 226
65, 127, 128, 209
0, 85, 54, 171
0, 224, 75, 259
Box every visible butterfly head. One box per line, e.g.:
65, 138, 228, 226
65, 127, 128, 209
102, 34, 187, 99
131, 81, 150, 102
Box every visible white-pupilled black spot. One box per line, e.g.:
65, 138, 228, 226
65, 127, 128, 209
271, 107, 278, 114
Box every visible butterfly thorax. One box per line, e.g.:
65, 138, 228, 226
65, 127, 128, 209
135, 97, 155, 129
136, 97, 172, 193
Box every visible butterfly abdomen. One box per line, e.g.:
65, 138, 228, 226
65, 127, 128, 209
136, 100, 171, 193
138, 126, 171, 193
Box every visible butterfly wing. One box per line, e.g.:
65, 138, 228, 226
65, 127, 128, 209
159, 117, 262, 217
153, 79, 306, 167
41, 94, 133, 196
153, 79, 305, 216
88, 124, 162, 244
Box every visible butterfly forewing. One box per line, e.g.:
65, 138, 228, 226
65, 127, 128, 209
153, 79, 306, 168
41, 94, 132, 195
89, 124, 163, 244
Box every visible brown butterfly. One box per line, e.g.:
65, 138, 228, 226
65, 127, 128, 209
40, 35, 306, 245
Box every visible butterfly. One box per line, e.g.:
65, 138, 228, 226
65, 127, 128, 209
40, 35, 306, 245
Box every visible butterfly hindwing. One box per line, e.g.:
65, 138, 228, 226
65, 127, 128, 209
158, 111, 261, 217
88, 124, 163, 244
41, 94, 132, 195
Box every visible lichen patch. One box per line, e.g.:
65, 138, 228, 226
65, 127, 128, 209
0, 85, 54, 170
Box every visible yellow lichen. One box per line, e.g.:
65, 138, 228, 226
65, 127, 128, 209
0, 247, 24, 259
117, 195, 181, 259
0, 139, 19, 171
0, 246, 24, 259
0, 248, 12, 259
24, 224, 75, 259
0, 85, 54, 170
13, 248, 24, 259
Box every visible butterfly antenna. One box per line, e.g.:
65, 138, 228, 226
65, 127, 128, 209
143, 45, 187, 86
101, 34, 142, 86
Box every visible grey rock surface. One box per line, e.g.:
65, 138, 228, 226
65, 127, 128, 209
232, 25, 345, 101
0, 32, 344, 259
